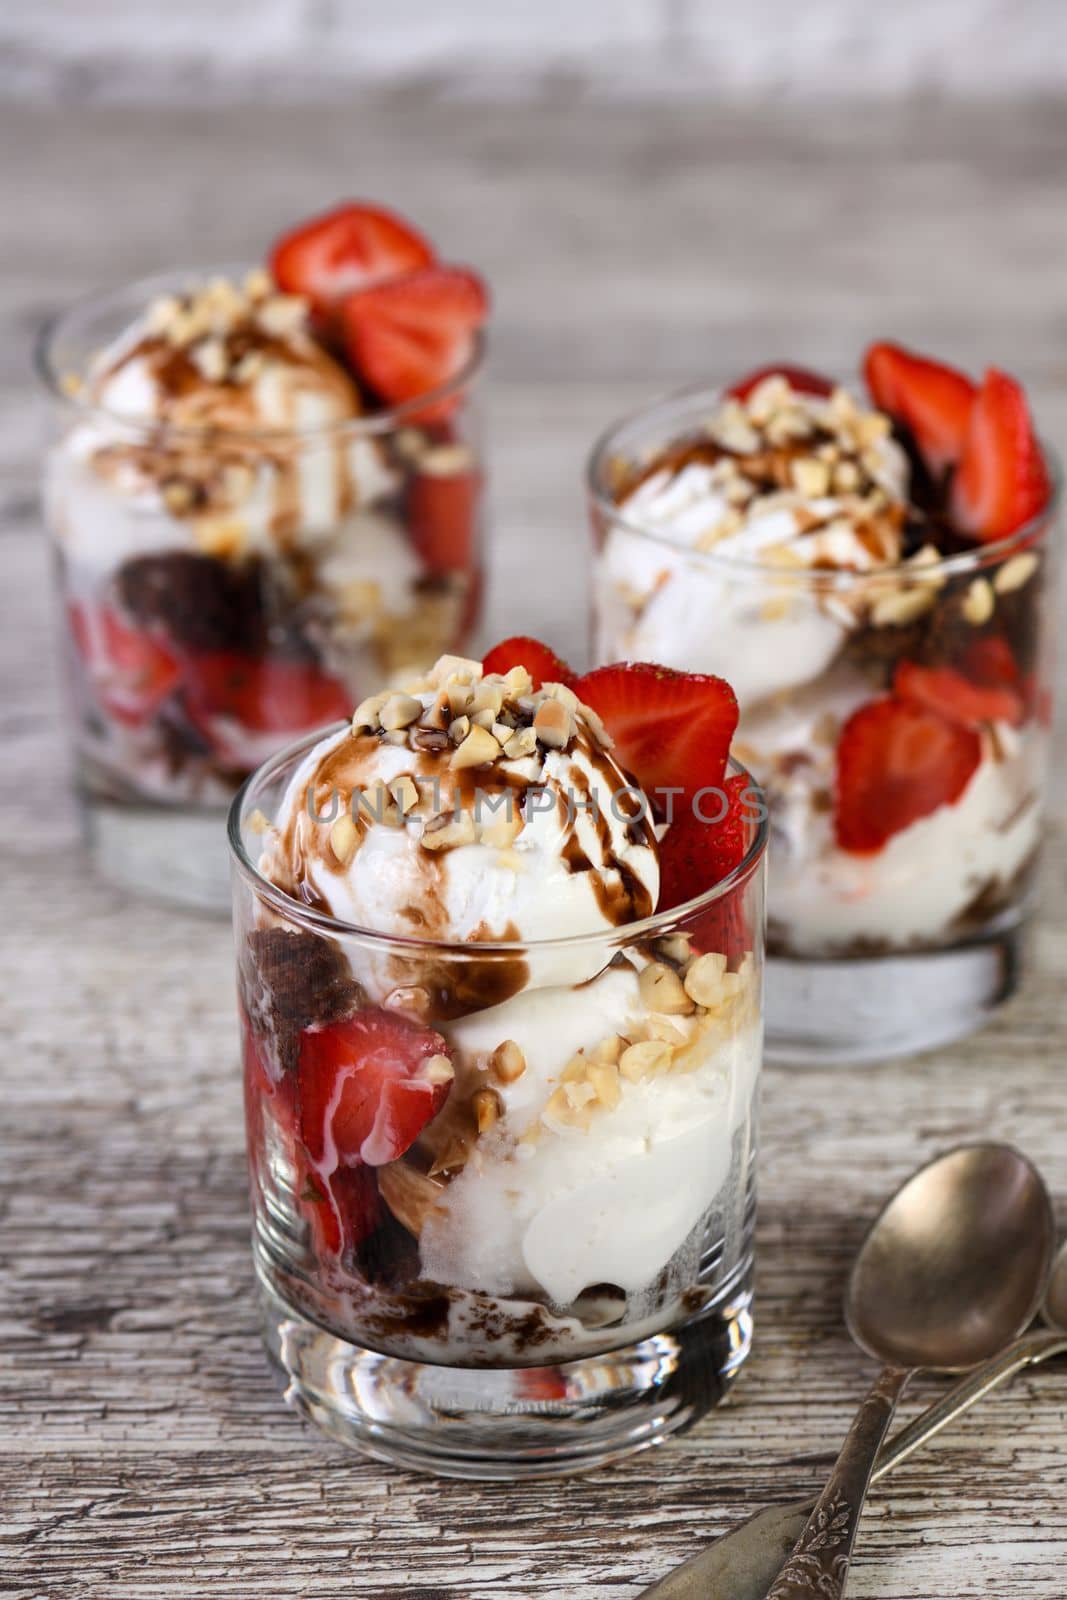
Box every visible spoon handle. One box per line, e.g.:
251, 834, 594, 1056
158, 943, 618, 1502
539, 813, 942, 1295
871, 1327, 1067, 1484
762, 1365, 910, 1600
635, 1331, 1067, 1599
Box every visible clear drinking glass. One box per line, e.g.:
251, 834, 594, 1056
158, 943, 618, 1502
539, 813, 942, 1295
38, 269, 486, 911
230, 731, 767, 1479
587, 384, 1060, 1064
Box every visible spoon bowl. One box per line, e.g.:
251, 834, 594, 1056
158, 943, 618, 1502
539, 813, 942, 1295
846, 1143, 1055, 1371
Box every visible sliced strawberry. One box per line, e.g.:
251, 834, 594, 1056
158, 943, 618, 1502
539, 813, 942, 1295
863, 341, 976, 476
961, 633, 1021, 692
269, 202, 435, 321
482, 636, 577, 689
341, 266, 488, 414
726, 364, 834, 401
894, 660, 1024, 729
951, 368, 1051, 543
297, 1010, 453, 1170
242, 1007, 381, 1256
300, 1161, 381, 1258
574, 662, 739, 811
407, 462, 482, 574
658, 775, 757, 962
516, 1369, 570, 1401
69, 602, 182, 726
183, 651, 350, 734
835, 696, 981, 853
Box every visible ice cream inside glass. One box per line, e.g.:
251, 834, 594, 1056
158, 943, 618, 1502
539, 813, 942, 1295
588, 356, 1059, 1063
230, 648, 766, 1478
39, 205, 487, 911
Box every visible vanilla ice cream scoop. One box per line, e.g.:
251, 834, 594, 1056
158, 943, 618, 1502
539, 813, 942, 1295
89, 273, 361, 435
601, 375, 920, 705
66, 272, 399, 560
259, 654, 660, 991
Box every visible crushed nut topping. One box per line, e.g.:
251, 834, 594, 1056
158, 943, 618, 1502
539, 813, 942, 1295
961, 576, 995, 626
509, 953, 759, 1137
472, 1087, 503, 1133
621, 374, 913, 570
638, 961, 693, 1016
490, 1040, 527, 1084
993, 552, 1038, 594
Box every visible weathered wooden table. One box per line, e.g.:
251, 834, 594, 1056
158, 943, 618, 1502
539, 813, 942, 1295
2, 97, 1065, 1599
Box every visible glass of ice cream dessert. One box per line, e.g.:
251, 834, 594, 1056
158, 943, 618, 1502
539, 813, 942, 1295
588, 350, 1058, 1063
39, 202, 488, 910
230, 639, 766, 1477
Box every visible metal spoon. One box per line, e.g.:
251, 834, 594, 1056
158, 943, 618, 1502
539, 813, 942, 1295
639, 1143, 1056, 1600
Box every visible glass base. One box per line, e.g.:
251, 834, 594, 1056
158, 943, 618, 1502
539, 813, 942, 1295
765, 924, 1024, 1065
255, 1261, 754, 1480
82, 791, 231, 914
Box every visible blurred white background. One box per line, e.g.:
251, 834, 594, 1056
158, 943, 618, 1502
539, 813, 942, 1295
5, 0, 1067, 102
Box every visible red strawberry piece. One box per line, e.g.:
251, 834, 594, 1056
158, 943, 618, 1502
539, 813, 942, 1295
658, 775, 756, 962
951, 368, 1051, 543
269, 202, 435, 321
341, 265, 489, 415
894, 660, 1024, 729
574, 662, 739, 811
482, 636, 577, 689
183, 651, 350, 734
863, 341, 976, 476
834, 696, 981, 853
297, 1009, 454, 1171
726, 364, 834, 401
69, 602, 182, 726
961, 633, 1021, 692
300, 1161, 381, 1259
242, 1009, 382, 1257
407, 461, 482, 574
516, 1369, 570, 1401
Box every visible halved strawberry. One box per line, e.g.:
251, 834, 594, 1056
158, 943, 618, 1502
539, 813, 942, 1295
242, 1010, 380, 1257
835, 696, 981, 853
341, 266, 489, 415
951, 368, 1051, 542
863, 341, 976, 477
482, 636, 577, 689
894, 660, 1023, 729
269, 202, 435, 321
574, 662, 739, 811
300, 1162, 381, 1258
297, 1010, 453, 1170
69, 602, 182, 726
407, 462, 482, 574
658, 775, 756, 962
183, 651, 350, 734
961, 633, 1020, 692
726, 364, 834, 401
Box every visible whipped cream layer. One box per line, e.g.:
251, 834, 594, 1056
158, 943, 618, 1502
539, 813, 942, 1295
769, 735, 1041, 954
260, 655, 660, 990
599, 377, 914, 705
421, 959, 760, 1306
740, 667, 1043, 953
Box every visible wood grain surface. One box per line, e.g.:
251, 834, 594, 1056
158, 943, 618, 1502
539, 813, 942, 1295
1, 96, 1065, 1599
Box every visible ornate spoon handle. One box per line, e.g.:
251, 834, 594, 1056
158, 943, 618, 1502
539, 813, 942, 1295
765, 1366, 910, 1600
636, 1329, 1067, 1599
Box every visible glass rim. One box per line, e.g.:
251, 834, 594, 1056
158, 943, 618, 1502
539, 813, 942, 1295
34, 261, 487, 444
586, 375, 1063, 584
227, 723, 769, 957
